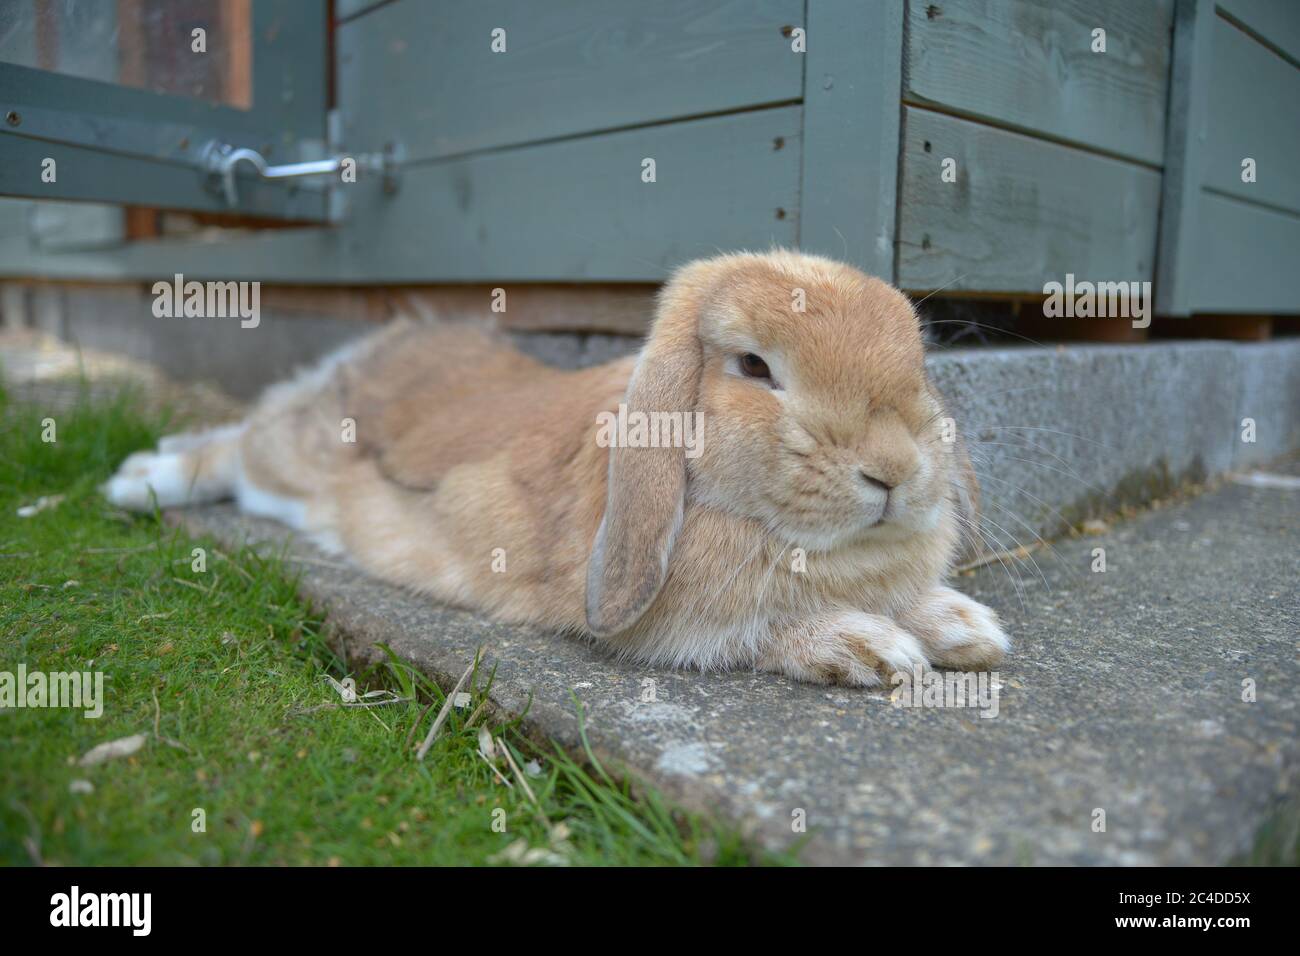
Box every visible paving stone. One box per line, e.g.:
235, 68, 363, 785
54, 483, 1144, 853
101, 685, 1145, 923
174, 455, 1299, 865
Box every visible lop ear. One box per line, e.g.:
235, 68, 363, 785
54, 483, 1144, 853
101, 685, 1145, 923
585, 273, 708, 636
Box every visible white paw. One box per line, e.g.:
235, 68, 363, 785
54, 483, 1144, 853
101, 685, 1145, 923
762, 610, 931, 688
832, 611, 931, 687
904, 587, 1010, 669
101, 450, 188, 511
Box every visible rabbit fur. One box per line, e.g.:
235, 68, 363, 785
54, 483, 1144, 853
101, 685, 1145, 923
104, 250, 1009, 686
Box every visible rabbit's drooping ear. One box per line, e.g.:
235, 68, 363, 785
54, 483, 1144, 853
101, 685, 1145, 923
585, 275, 707, 636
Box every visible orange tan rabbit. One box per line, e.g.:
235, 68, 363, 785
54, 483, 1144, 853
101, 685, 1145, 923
104, 251, 1009, 686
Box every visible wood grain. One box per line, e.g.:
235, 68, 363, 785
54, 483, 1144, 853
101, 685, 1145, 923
338, 0, 803, 163
904, 0, 1173, 165
897, 107, 1161, 293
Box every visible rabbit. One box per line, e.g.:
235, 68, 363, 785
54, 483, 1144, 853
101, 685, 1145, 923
103, 250, 1009, 687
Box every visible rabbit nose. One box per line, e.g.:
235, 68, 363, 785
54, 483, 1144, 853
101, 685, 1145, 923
859, 470, 894, 494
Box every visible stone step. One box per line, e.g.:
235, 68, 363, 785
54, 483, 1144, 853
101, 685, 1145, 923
174, 452, 1299, 865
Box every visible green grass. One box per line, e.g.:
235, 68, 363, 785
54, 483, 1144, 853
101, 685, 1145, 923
1235, 799, 1300, 866
0, 379, 784, 866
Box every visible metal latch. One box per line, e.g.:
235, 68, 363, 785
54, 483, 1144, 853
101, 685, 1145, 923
198, 139, 400, 208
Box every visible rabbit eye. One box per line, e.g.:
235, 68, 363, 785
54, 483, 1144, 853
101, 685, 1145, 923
739, 353, 772, 380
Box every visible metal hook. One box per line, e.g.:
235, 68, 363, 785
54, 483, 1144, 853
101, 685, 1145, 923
198, 140, 399, 207
216, 146, 269, 206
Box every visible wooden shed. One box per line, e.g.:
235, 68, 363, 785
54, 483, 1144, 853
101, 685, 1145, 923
0, 0, 1296, 355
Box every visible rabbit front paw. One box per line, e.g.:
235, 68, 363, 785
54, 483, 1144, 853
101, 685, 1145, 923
759, 610, 930, 688
898, 586, 1010, 670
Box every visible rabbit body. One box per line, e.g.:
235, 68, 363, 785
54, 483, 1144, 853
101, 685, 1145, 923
105, 252, 1009, 686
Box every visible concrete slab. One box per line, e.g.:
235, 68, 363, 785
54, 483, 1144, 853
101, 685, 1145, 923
174, 454, 1300, 865
928, 340, 1300, 540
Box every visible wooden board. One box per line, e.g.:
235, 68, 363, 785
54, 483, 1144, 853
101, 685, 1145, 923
1187, 192, 1300, 313
338, 0, 803, 164
1157, 0, 1300, 315
904, 0, 1174, 166
335, 0, 388, 21
1203, 14, 1300, 212
897, 107, 1161, 293
1217, 0, 1300, 62
0, 134, 328, 220
799, 0, 903, 280
381, 284, 658, 334
30, 202, 124, 251
0, 107, 802, 283
332, 105, 802, 281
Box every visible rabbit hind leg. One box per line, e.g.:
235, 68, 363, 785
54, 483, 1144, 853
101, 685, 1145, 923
102, 423, 244, 511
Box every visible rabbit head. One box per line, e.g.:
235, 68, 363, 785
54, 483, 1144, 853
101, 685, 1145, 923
587, 250, 974, 636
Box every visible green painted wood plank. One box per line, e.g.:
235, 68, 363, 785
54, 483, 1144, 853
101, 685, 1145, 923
0, 108, 801, 283
1203, 14, 1300, 212
897, 107, 1161, 292
292, 105, 802, 281
335, 0, 390, 22
0, 60, 301, 166
0, 135, 328, 220
337, 0, 803, 164
30, 202, 124, 251
251, 0, 329, 142
903, 0, 1174, 166
1155, 0, 1214, 315
1157, 0, 1300, 314
0, 1, 326, 153
1189, 192, 1300, 312
1216, 0, 1300, 63
0, 224, 340, 282
798, 0, 902, 280
0, 0, 326, 218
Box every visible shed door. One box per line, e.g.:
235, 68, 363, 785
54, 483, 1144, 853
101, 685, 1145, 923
0, 0, 328, 221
